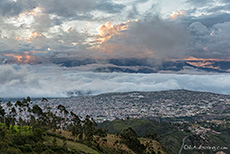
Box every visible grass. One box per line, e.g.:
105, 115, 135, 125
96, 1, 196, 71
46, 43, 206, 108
50, 129, 167, 154
13, 125, 33, 135
104, 134, 135, 154
1, 123, 168, 154
0, 123, 6, 127
140, 137, 167, 154
99, 118, 175, 136
0, 123, 33, 135
49, 130, 139, 154
44, 136, 100, 154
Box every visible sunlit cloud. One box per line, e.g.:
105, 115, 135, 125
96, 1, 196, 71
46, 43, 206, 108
19, 7, 43, 18
28, 32, 44, 40
3, 7, 44, 30
96, 20, 138, 43
5, 53, 35, 63
94, 17, 188, 59
66, 27, 73, 33
186, 61, 220, 70
15, 32, 45, 43
4, 50, 48, 64
170, 9, 186, 20
185, 57, 225, 61
184, 56, 230, 72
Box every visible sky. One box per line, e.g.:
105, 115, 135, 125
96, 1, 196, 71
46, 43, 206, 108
0, 0, 230, 63
1, 0, 230, 97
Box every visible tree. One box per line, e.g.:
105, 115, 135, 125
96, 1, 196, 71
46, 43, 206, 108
42, 98, 49, 112
83, 115, 97, 141
6, 101, 12, 118
32, 105, 43, 117
57, 104, 68, 129
0, 141, 8, 153
7, 101, 12, 108
10, 107, 17, 117
0, 101, 6, 123
95, 128, 107, 137
120, 127, 146, 154
26, 96, 31, 103
0, 127, 6, 139
10, 107, 17, 132
33, 128, 44, 142
69, 111, 82, 137
15, 100, 23, 108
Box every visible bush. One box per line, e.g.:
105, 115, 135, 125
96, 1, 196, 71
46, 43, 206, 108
6, 147, 22, 154
12, 135, 26, 145
33, 142, 44, 153
120, 127, 146, 154
0, 141, 8, 152
20, 144, 33, 153
33, 128, 44, 142
42, 149, 55, 154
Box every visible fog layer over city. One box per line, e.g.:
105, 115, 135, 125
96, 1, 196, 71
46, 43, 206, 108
1, 64, 230, 98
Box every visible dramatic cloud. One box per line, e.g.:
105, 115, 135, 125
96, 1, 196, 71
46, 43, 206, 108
96, 17, 189, 59
1, 65, 230, 98
96, 20, 134, 43
188, 21, 230, 58
0, 0, 124, 17
1, 0, 230, 62
1, 0, 230, 99
0, 0, 36, 17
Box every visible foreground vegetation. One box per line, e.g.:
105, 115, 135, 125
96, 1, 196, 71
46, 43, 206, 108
0, 98, 167, 154
99, 118, 230, 154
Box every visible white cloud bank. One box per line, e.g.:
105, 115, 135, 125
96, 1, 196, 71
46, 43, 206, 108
1, 64, 230, 98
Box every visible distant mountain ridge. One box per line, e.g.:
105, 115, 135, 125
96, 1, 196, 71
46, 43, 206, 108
53, 58, 230, 73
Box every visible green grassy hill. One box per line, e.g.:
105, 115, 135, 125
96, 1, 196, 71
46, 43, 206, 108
98, 119, 230, 154
0, 123, 167, 154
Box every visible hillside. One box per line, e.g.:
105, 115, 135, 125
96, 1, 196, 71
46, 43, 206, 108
0, 98, 167, 154
53, 58, 230, 73
99, 119, 230, 154
0, 122, 167, 154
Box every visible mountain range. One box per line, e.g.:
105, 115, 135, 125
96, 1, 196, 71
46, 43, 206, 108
53, 58, 230, 73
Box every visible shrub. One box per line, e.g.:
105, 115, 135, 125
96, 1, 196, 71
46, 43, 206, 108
20, 144, 33, 153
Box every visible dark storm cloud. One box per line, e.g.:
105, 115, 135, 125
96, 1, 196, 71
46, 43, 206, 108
102, 16, 189, 59
0, 0, 36, 16
37, 0, 125, 18
96, 0, 125, 14
127, 6, 140, 19
37, 0, 94, 17
181, 9, 230, 59
207, 4, 230, 13
184, 0, 230, 26
0, 0, 124, 18
181, 13, 230, 27
198, 13, 230, 27
188, 21, 230, 58
127, 0, 159, 20
0, 0, 22, 16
